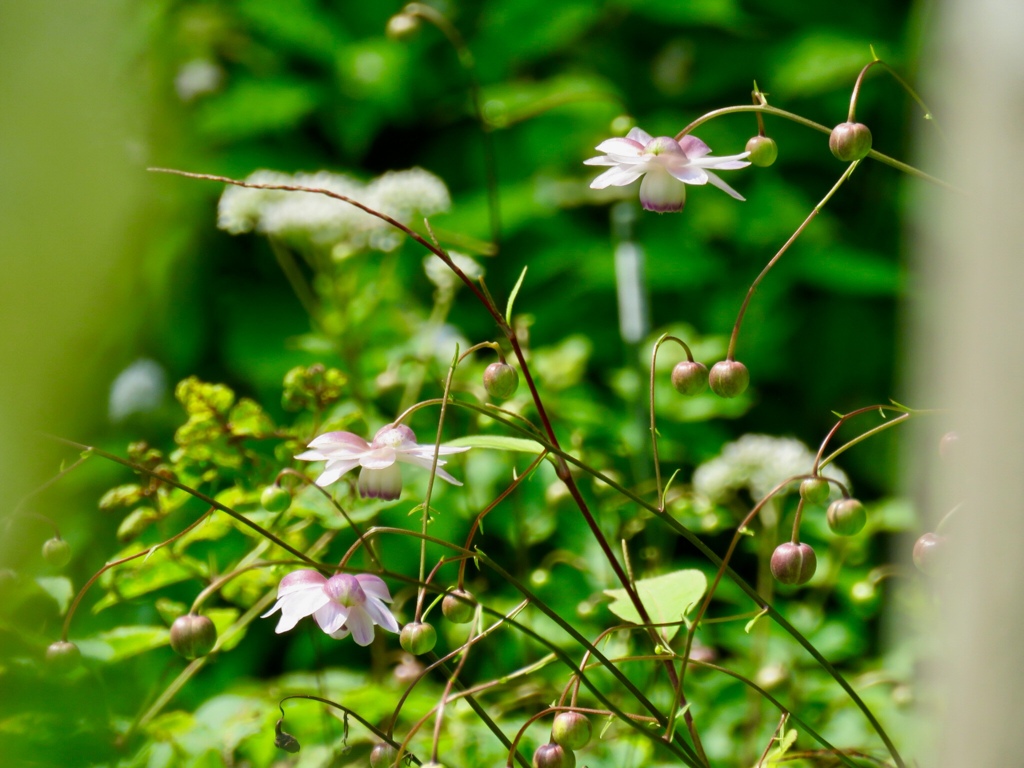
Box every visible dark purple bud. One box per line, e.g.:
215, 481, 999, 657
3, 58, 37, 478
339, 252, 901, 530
709, 360, 749, 398
671, 360, 709, 396
533, 742, 575, 768
169, 614, 217, 659
829, 122, 872, 162
274, 718, 300, 753
770, 542, 817, 585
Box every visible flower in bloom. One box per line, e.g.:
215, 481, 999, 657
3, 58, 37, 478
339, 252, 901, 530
262, 570, 400, 645
296, 424, 470, 500
585, 127, 751, 212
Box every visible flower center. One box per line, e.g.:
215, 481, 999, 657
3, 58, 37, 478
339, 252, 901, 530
643, 137, 684, 157
324, 574, 366, 606
372, 424, 417, 449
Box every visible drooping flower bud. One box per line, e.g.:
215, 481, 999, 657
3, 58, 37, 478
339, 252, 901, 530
551, 711, 592, 750
42, 537, 71, 568
709, 360, 750, 398
483, 361, 519, 399
400, 621, 437, 655
913, 532, 946, 575
744, 135, 778, 167
770, 542, 817, 585
827, 498, 867, 536
261, 484, 292, 513
370, 742, 398, 768
533, 742, 575, 768
829, 122, 872, 162
385, 12, 421, 41
169, 614, 218, 659
274, 718, 301, 753
799, 477, 831, 505
45, 640, 81, 673
671, 360, 709, 396
441, 589, 475, 624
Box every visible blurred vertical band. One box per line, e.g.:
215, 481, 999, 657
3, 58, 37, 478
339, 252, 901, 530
0, 0, 142, 559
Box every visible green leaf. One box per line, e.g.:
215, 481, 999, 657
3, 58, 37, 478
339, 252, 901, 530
98, 483, 143, 510
445, 435, 546, 454
745, 606, 769, 634
603, 569, 707, 642
506, 266, 528, 324
227, 398, 275, 437
35, 576, 74, 614
76, 625, 171, 663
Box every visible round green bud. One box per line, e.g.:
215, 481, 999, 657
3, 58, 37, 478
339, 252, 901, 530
169, 614, 218, 659
46, 640, 81, 673
261, 485, 292, 513
483, 361, 519, 399
385, 13, 420, 41
399, 621, 437, 655
551, 711, 592, 751
370, 742, 398, 768
534, 742, 575, 768
770, 542, 817, 585
671, 360, 709, 396
913, 532, 945, 575
799, 477, 831, 505
42, 537, 71, 568
441, 589, 475, 624
827, 498, 867, 536
829, 122, 872, 162
708, 360, 749, 398
745, 135, 778, 167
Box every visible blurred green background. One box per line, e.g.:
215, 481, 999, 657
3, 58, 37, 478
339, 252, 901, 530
0, 0, 930, 766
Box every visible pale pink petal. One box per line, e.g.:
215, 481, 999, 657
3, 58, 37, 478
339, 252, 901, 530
314, 458, 361, 487
308, 431, 370, 450
589, 164, 647, 190
328, 626, 351, 640
583, 155, 620, 166
295, 449, 329, 461
314, 602, 349, 635
358, 465, 403, 500
705, 171, 745, 201
664, 164, 708, 185
354, 574, 393, 602
265, 589, 332, 633
678, 135, 711, 158
594, 137, 643, 157
346, 606, 376, 646
358, 447, 397, 470
626, 127, 653, 144
639, 166, 686, 212
277, 570, 327, 594
433, 444, 472, 456
397, 453, 463, 485
363, 598, 400, 633
690, 151, 750, 170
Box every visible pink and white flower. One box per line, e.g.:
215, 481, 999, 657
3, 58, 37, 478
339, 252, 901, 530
585, 127, 751, 212
262, 570, 400, 645
296, 424, 470, 501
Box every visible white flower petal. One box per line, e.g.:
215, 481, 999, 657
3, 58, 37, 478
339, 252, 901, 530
346, 607, 376, 646
276, 570, 327, 595
354, 573, 393, 602
589, 164, 647, 190
594, 137, 643, 157
690, 151, 750, 170
398, 453, 463, 485
364, 598, 400, 633
314, 602, 350, 635
639, 166, 686, 212
359, 447, 397, 470
705, 171, 745, 201
664, 164, 708, 185
315, 459, 361, 487
328, 626, 352, 640
308, 431, 370, 451
583, 155, 620, 166
626, 127, 654, 144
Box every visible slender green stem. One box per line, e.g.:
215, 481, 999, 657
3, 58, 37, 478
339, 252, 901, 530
674, 104, 952, 189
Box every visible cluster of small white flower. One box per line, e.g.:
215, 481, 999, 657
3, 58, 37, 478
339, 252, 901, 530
217, 167, 450, 258
693, 434, 848, 504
